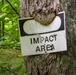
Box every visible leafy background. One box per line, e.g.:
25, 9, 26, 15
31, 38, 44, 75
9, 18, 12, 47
0, 0, 20, 49
0, 0, 26, 75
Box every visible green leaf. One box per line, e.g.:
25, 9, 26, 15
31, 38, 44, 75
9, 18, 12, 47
0, 41, 4, 45
0, 13, 7, 19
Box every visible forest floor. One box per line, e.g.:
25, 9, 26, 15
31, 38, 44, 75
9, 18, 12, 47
0, 49, 26, 75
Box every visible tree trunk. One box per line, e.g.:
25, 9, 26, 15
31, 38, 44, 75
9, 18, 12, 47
20, 0, 76, 75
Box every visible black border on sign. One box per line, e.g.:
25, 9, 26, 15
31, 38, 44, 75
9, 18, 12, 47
19, 11, 65, 36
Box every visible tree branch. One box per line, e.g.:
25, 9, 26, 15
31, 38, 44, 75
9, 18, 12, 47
5, 0, 19, 16
0, 29, 17, 42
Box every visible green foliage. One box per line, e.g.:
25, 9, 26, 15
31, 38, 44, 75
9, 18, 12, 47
0, 36, 20, 49
0, 0, 20, 49
0, 13, 7, 18
0, 0, 26, 74
0, 49, 26, 75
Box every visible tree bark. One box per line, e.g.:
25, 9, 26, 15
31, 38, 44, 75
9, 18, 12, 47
20, 0, 76, 75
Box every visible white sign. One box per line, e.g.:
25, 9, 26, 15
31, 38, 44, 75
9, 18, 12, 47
18, 11, 67, 56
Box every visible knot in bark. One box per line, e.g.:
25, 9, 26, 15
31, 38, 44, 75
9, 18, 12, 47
29, 0, 61, 25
